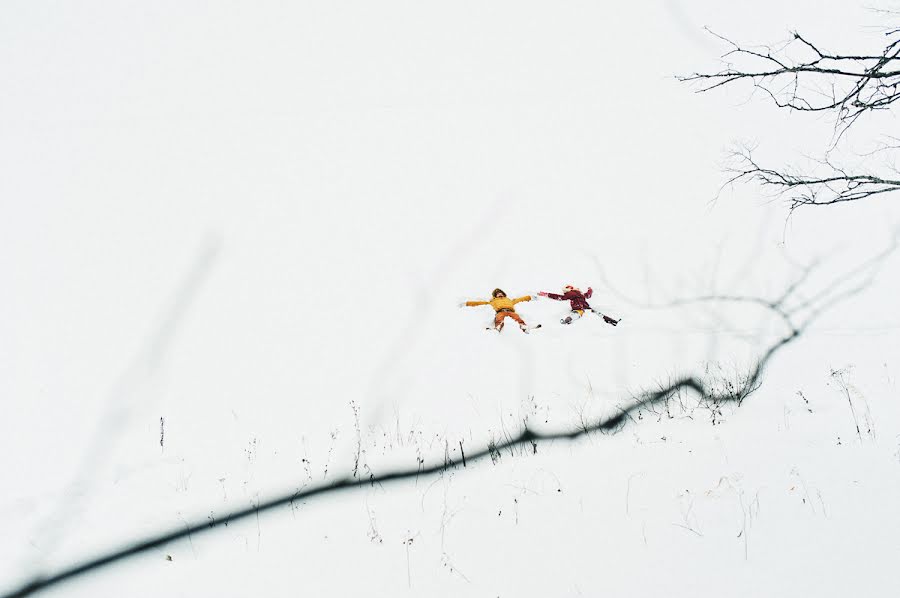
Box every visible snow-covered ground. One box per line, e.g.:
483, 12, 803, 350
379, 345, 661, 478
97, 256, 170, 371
2, 1, 899, 596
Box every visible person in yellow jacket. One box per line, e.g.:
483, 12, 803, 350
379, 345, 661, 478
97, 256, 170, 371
462, 288, 539, 333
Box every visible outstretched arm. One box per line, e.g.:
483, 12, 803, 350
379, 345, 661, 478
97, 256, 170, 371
464, 300, 489, 307
539, 292, 565, 300
512, 295, 532, 304
584, 287, 593, 299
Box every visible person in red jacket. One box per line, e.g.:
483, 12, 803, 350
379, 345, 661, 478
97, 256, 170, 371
538, 285, 620, 326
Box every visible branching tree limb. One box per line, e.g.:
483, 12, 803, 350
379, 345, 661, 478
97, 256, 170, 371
723, 144, 900, 210
680, 29, 900, 128
3, 238, 895, 598
680, 27, 900, 210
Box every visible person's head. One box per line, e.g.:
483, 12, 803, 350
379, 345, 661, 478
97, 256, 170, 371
564, 285, 578, 293
492, 288, 507, 298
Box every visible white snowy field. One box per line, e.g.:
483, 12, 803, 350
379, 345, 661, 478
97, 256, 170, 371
2, 1, 900, 596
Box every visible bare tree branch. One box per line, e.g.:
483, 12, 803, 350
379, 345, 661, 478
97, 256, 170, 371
723, 145, 900, 210
681, 26, 900, 213
679, 29, 900, 131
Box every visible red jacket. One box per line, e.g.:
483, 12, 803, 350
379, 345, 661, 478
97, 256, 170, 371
546, 287, 593, 311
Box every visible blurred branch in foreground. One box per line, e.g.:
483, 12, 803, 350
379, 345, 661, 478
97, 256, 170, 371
3, 236, 896, 598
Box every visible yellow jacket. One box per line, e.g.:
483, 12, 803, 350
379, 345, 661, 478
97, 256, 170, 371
466, 295, 531, 312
